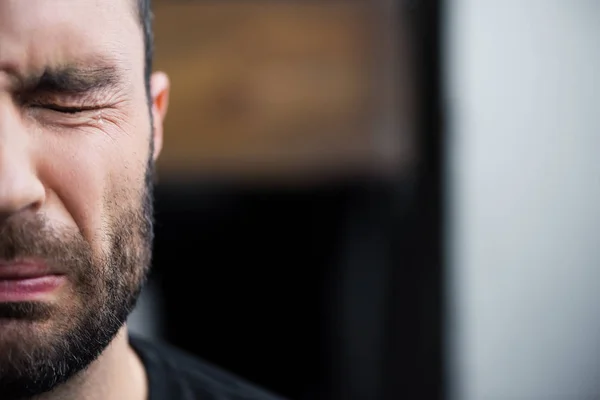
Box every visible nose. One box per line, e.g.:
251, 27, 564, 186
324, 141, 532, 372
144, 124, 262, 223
0, 101, 45, 222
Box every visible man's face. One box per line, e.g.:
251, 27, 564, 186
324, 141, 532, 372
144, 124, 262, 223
0, 0, 166, 398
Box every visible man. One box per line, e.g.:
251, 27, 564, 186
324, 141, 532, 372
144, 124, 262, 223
0, 0, 285, 399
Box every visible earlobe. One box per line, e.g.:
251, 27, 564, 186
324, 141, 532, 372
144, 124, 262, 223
150, 72, 170, 161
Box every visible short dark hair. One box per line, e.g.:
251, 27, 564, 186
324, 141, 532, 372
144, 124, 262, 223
136, 0, 153, 96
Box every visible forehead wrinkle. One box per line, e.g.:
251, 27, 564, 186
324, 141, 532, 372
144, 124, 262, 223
0, 1, 142, 81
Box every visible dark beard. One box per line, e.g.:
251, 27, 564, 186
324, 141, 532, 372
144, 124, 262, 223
0, 164, 154, 400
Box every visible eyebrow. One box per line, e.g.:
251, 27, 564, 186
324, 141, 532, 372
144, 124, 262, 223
19, 65, 123, 95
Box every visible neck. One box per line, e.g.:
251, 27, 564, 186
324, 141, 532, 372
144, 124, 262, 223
33, 325, 148, 400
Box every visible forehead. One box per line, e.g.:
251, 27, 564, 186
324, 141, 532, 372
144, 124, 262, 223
0, 0, 141, 77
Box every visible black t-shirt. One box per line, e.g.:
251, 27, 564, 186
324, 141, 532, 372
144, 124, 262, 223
130, 335, 287, 400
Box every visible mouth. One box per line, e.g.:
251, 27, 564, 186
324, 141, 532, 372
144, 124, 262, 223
0, 260, 66, 302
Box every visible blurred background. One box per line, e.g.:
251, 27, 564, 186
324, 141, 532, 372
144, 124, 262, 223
128, 0, 600, 399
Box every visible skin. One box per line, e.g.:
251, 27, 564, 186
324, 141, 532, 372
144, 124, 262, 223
0, 0, 169, 399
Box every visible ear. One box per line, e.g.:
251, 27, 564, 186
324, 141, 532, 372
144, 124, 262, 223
150, 71, 170, 161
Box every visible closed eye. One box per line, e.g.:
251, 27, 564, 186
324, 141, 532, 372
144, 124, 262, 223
35, 104, 96, 114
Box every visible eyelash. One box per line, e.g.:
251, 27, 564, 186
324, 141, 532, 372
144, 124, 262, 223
39, 104, 89, 114
29, 103, 100, 115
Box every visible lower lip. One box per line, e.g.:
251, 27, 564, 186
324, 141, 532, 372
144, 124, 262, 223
0, 275, 66, 302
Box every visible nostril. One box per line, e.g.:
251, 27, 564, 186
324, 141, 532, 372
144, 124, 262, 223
0, 173, 46, 217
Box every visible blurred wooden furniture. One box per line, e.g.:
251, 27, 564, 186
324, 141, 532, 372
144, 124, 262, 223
153, 1, 412, 181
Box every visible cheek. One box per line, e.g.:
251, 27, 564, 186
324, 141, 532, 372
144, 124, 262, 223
37, 124, 150, 252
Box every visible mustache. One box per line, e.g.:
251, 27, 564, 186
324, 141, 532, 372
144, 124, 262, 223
0, 215, 94, 278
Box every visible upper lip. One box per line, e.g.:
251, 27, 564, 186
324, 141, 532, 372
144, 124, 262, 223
0, 259, 59, 280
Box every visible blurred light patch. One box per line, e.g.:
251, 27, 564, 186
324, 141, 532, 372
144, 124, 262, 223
152, 0, 413, 183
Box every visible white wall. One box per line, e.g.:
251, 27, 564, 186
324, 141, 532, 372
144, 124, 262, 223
446, 1, 600, 399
